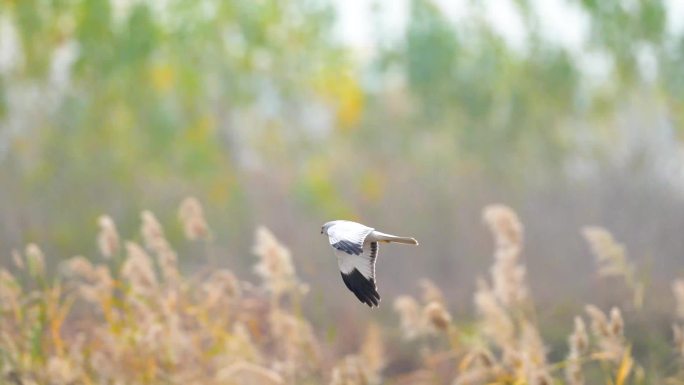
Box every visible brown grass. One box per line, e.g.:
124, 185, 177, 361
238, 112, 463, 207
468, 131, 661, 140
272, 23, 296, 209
1, 200, 683, 384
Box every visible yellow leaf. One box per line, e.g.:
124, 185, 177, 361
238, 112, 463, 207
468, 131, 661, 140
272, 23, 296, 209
151, 63, 175, 93
615, 346, 633, 385
312, 69, 364, 129
50, 297, 74, 356
336, 76, 364, 129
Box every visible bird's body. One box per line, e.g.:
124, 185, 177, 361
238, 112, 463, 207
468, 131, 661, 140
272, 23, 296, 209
321, 220, 418, 307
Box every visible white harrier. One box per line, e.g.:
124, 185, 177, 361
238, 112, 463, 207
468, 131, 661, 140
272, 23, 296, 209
321, 220, 418, 307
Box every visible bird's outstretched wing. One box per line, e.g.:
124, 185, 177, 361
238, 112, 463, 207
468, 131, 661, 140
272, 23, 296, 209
327, 221, 374, 256
327, 221, 381, 307
337, 241, 380, 307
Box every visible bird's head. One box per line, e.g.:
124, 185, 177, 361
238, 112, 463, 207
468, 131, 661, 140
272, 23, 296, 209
320, 221, 337, 235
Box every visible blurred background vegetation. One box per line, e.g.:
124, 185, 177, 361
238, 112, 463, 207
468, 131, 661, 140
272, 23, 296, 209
1, 0, 684, 374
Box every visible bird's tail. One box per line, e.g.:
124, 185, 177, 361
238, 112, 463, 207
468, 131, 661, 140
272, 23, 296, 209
372, 231, 419, 245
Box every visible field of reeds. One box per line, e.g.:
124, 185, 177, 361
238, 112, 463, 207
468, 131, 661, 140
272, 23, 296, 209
1, 198, 683, 385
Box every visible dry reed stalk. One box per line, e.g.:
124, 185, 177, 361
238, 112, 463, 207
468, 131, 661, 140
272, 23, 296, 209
122, 241, 158, 293
424, 301, 452, 334
582, 227, 627, 277
454, 348, 499, 385
329, 356, 370, 385
482, 204, 529, 308
482, 204, 523, 251
202, 269, 242, 307
419, 279, 445, 305
141, 210, 167, 251
0, 201, 668, 384
673, 279, 684, 320
63, 255, 114, 303
46, 356, 80, 384
674, 324, 684, 359
25, 243, 45, 279
269, 308, 319, 373
519, 321, 550, 383
11, 250, 23, 270
477, 205, 554, 384
178, 196, 211, 241
215, 361, 284, 385
565, 316, 588, 385
0, 205, 274, 384
582, 226, 643, 308
585, 305, 628, 364
97, 215, 120, 259
0, 268, 20, 305
473, 278, 515, 349
216, 322, 262, 365
491, 247, 529, 308
360, 323, 385, 384
252, 226, 304, 300
141, 210, 179, 283
394, 295, 428, 340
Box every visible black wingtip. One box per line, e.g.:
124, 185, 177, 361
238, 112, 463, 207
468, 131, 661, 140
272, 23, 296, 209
341, 269, 381, 307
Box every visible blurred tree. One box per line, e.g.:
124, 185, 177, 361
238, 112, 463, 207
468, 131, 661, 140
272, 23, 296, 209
0, 0, 350, 253
0, 0, 682, 263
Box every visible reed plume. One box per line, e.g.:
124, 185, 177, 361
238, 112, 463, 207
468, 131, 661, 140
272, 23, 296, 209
178, 196, 211, 241
329, 356, 370, 385
122, 241, 158, 293
97, 215, 120, 259
25, 243, 46, 279
582, 226, 643, 308
482, 204, 523, 251
215, 361, 284, 385
0, 201, 675, 383
565, 316, 588, 385
472, 205, 553, 384
585, 305, 628, 363
394, 295, 428, 340
483, 205, 529, 308
0, 268, 20, 304
453, 348, 499, 385
419, 278, 445, 305
473, 278, 515, 348
253, 226, 304, 300
424, 301, 452, 334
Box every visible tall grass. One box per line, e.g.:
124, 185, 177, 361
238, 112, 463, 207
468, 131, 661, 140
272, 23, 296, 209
0, 200, 682, 384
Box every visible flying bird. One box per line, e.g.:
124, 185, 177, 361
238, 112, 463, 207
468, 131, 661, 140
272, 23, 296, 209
321, 220, 418, 307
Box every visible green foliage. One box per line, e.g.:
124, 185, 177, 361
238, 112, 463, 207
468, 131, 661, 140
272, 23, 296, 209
0, 0, 683, 256
397, 0, 584, 173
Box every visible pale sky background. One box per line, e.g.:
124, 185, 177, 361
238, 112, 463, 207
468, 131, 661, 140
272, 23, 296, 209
333, 0, 684, 52
332, 0, 684, 86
